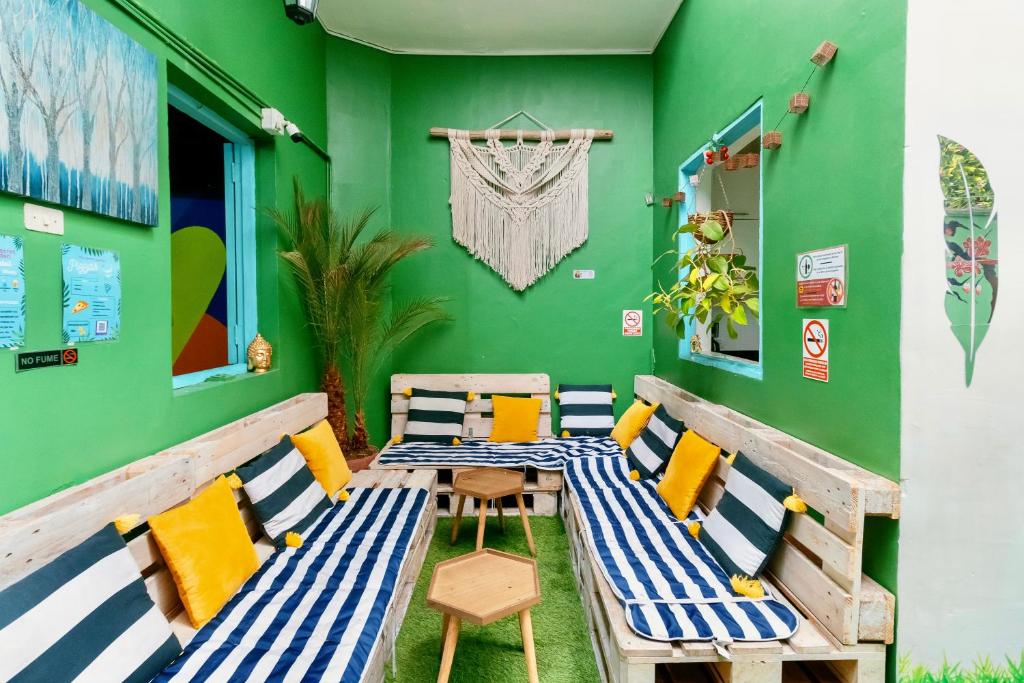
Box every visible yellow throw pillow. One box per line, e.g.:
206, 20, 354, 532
610, 400, 659, 449
657, 430, 722, 520
291, 419, 352, 497
489, 395, 543, 442
148, 476, 260, 628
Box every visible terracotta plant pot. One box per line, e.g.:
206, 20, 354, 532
789, 92, 810, 114
811, 40, 838, 66
347, 454, 376, 472
763, 131, 783, 149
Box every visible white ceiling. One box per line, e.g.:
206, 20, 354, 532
316, 0, 683, 55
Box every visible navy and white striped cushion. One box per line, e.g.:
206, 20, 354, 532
0, 523, 180, 683
403, 388, 469, 443
625, 404, 684, 478
236, 436, 333, 548
698, 452, 792, 579
557, 384, 615, 436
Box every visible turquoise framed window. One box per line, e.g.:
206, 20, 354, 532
168, 86, 257, 389
677, 101, 764, 380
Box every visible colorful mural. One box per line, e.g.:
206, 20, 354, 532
0, 0, 158, 225
939, 136, 998, 387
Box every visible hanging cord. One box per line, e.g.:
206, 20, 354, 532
770, 64, 820, 132
488, 110, 554, 131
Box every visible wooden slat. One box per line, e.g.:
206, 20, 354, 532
857, 575, 895, 644
635, 376, 864, 536
390, 373, 550, 395
767, 540, 857, 645
390, 413, 554, 439
391, 396, 552, 414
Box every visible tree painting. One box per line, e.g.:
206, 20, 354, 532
939, 136, 998, 387
0, 0, 157, 226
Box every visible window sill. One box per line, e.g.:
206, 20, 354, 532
679, 340, 763, 380
173, 365, 277, 396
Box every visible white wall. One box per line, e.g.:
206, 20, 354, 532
900, 0, 1024, 666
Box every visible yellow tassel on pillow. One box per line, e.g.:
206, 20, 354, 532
338, 490, 350, 502
629, 470, 641, 481
687, 521, 701, 540
730, 575, 765, 599
554, 390, 560, 400
784, 492, 808, 513
114, 514, 140, 534
285, 531, 303, 548
402, 387, 412, 397
467, 391, 475, 402
561, 430, 571, 438
725, 452, 737, 465
611, 390, 617, 400
392, 434, 403, 445
226, 473, 244, 490
452, 437, 461, 446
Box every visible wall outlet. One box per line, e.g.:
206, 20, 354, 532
24, 203, 64, 235
573, 269, 595, 280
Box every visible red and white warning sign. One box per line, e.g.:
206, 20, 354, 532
622, 309, 643, 337
796, 245, 847, 308
802, 318, 829, 382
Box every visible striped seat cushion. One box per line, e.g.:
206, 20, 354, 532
625, 404, 684, 478
0, 524, 181, 683
236, 436, 333, 548
557, 384, 615, 436
402, 388, 470, 443
697, 452, 792, 579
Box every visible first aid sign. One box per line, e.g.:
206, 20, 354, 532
802, 319, 829, 382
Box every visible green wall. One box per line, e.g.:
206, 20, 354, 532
0, 0, 329, 514
381, 55, 655, 442
651, 1, 905, 677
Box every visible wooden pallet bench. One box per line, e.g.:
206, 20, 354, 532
563, 376, 899, 683
371, 373, 562, 516
0, 394, 437, 683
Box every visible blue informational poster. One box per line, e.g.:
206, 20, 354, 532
62, 244, 121, 344
0, 234, 26, 349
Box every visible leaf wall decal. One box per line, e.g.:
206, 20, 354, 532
938, 136, 998, 386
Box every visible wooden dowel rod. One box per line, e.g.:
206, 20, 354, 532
429, 127, 614, 141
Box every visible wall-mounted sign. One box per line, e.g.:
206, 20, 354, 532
16, 348, 78, 372
0, 234, 26, 349
797, 245, 847, 307
62, 244, 121, 344
573, 269, 595, 280
623, 309, 643, 337
802, 318, 829, 382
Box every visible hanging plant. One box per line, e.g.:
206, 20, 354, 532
650, 216, 759, 340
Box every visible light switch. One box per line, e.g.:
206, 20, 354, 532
24, 203, 64, 235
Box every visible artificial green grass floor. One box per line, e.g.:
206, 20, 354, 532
386, 515, 601, 682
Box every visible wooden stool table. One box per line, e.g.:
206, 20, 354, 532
427, 549, 542, 683
451, 468, 537, 556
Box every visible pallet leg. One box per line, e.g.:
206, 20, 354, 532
516, 493, 537, 556
519, 609, 539, 683
440, 614, 450, 655
829, 658, 886, 683
437, 615, 460, 683
498, 497, 505, 532
711, 660, 782, 683
450, 495, 465, 544
476, 497, 488, 550
617, 659, 655, 683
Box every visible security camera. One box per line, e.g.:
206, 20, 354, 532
284, 121, 304, 143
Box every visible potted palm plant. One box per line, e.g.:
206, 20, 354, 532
272, 180, 449, 462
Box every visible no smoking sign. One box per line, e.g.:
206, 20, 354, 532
622, 309, 643, 337
802, 319, 829, 382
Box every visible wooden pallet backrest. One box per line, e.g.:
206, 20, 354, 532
390, 374, 552, 439
634, 375, 898, 646
0, 393, 328, 624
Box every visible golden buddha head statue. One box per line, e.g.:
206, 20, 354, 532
247, 333, 272, 373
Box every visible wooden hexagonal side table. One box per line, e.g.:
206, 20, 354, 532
427, 549, 542, 683
451, 467, 536, 556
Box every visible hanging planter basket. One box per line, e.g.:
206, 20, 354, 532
724, 156, 743, 171
789, 92, 810, 114
688, 210, 734, 242
763, 131, 783, 149
742, 152, 760, 168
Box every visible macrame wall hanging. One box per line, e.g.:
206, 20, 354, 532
431, 112, 613, 291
